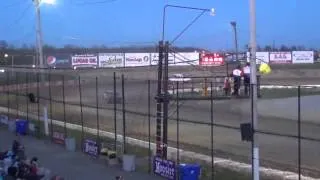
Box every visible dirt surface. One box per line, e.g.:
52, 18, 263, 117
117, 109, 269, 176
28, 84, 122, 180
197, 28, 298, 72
1, 78, 320, 178
1, 67, 320, 178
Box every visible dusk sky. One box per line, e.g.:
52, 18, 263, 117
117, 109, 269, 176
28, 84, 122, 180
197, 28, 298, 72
0, 0, 319, 50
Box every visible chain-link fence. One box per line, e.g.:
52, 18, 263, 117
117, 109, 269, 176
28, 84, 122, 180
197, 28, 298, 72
0, 69, 319, 180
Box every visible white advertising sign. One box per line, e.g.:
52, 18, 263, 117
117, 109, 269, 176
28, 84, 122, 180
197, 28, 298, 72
292, 51, 314, 64
269, 52, 292, 64
246, 52, 269, 64
124, 53, 150, 67
72, 54, 98, 67
173, 52, 199, 66
98, 53, 124, 68
150, 53, 175, 66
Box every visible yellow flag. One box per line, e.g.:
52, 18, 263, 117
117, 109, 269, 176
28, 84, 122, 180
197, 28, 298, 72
259, 63, 271, 75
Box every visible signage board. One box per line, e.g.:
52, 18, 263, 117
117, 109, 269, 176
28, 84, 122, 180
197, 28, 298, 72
46, 55, 71, 68
52, 131, 65, 145
124, 53, 150, 67
153, 156, 176, 180
246, 52, 269, 64
173, 52, 199, 66
292, 51, 314, 64
199, 53, 224, 66
150, 53, 174, 66
98, 53, 124, 68
83, 139, 99, 157
269, 52, 292, 64
71, 54, 98, 68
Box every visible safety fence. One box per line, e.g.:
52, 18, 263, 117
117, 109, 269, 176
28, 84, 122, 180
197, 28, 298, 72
0, 70, 320, 179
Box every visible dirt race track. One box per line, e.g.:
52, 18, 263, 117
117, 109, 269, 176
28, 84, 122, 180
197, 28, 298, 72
1, 65, 320, 178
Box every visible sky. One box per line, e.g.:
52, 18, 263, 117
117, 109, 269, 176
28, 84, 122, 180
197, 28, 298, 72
0, 0, 319, 50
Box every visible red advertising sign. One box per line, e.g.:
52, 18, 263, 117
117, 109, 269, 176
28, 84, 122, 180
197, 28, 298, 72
200, 53, 224, 66
269, 52, 292, 64
71, 54, 98, 66
53, 131, 65, 145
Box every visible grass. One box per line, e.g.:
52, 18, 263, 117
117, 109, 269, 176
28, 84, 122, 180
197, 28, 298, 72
169, 87, 320, 100
0, 113, 272, 180
0, 71, 76, 85
260, 88, 320, 99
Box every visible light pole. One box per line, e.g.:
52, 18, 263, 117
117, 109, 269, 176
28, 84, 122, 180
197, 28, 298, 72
159, 4, 215, 159
230, 21, 239, 62
33, 0, 55, 70
249, 0, 259, 179
33, 0, 44, 70
33, 0, 55, 136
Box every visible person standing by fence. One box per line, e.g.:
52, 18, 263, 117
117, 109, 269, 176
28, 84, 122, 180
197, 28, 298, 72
243, 62, 251, 96
232, 65, 242, 96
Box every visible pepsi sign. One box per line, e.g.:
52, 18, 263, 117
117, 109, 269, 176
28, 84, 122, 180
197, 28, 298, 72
46, 55, 71, 68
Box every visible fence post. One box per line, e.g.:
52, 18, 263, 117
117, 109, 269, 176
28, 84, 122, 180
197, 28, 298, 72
176, 81, 180, 180
121, 74, 126, 154
297, 86, 301, 180
96, 76, 100, 143
148, 79, 151, 174
37, 72, 41, 137
6, 71, 10, 119
113, 72, 117, 151
62, 75, 67, 138
15, 72, 19, 119
78, 76, 84, 149
49, 71, 53, 139
26, 72, 29, 121
210, 81, 214, 180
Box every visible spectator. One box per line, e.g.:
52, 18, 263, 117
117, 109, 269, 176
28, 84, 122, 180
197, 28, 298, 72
29, 157, 50, 180
115, 176, 123, 180
4, 166, 18, 180
232, 65, 243, 96
223, 75, 231, 96
242, 62, 251, 96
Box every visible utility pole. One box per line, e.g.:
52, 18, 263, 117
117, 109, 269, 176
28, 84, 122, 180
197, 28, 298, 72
34, 0, 48, 134
155, 41, 164, 156
34, 0, 44, 71
230, 21, 239, 62
249, 0, 260, 179
162, 41, 169, 159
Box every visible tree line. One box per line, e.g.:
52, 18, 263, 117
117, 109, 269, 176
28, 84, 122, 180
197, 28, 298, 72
0, 40, 318, 55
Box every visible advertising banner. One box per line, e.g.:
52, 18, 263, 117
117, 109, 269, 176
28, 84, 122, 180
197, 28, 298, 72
246, 52, 269, 64
173, 52, 199, 66
52, 131, 65, 145
98, 53, 124, 68
46, 55, 71, 68
292, 51, 314, 64
150, 53, 174, 66
71, 54, 98, 68
199, 53, 224, 66
153, 156, 176, 180
83, 139, 99, 157
124, 53, 150, 67
269, 52, 292, 64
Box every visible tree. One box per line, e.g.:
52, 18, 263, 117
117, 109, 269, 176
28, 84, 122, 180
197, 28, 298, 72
279, 45, 289, 51
297, 45, 306, 51
263, 45, 272, 51
290, 45, 297, 51
0, 40, 8, 49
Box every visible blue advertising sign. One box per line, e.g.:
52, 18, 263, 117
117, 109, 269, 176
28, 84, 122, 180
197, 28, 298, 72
83, 139, 99, 157
46, 55, 71, 69
153, 156, 176, 180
